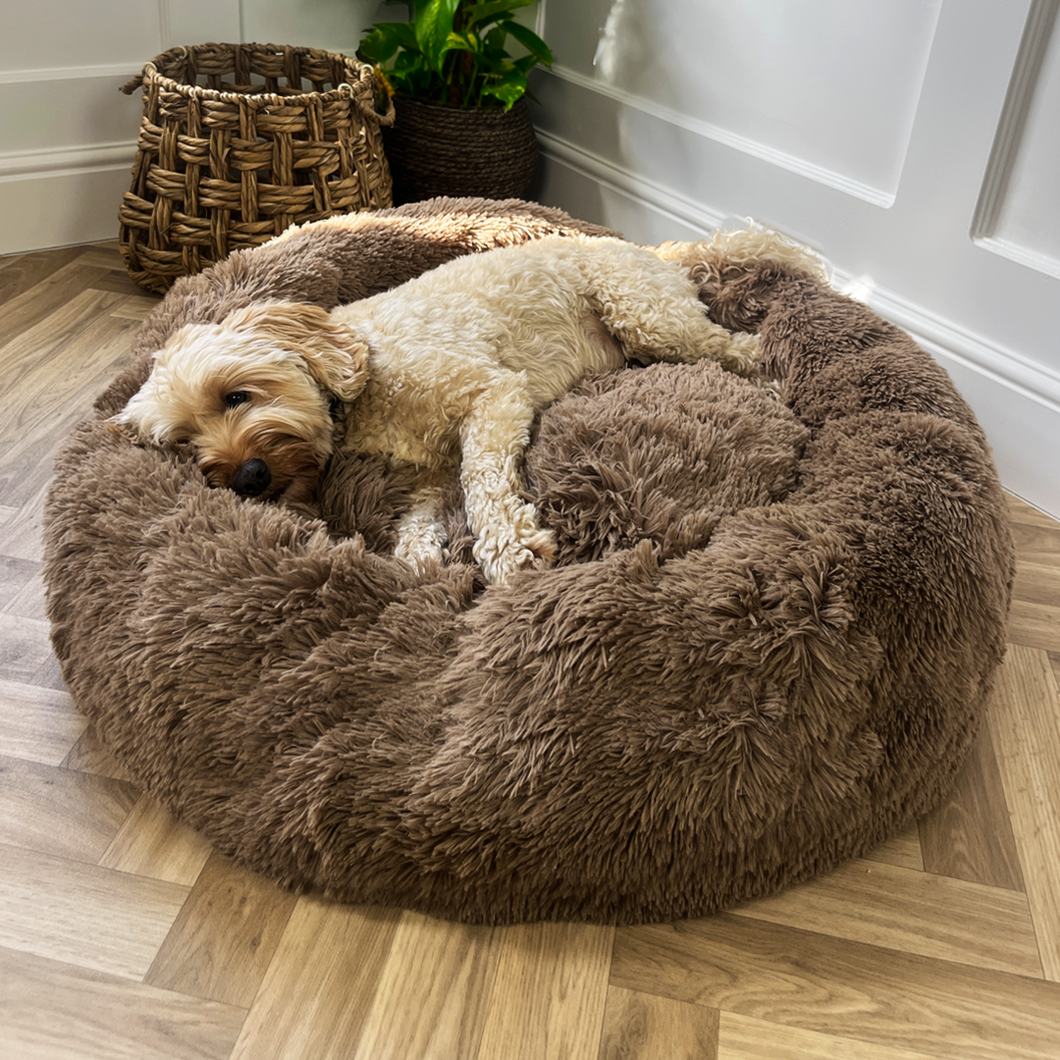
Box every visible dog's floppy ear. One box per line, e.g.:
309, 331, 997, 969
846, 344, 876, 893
105, 370, 169, 444
222, 302, 369, 401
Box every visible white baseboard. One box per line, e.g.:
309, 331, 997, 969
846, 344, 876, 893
537, 133, 1060, 519
0, 156, 134, 254
0, 141, 135, 182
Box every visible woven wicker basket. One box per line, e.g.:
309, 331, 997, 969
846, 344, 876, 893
383, 97, 539, 205
118, 42, 395, 293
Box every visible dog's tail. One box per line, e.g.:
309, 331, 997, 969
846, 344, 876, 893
652, 223, 829, 334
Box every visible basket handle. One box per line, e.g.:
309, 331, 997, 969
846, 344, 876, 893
120, 46, 187, 94
339, 80, 396, 127
120, 64, 153, 95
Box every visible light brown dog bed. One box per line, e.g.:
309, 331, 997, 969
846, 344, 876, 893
44, 197, 1014, 924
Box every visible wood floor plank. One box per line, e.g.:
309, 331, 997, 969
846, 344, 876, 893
987, 643, 1060, 981
89, 271, 156, 298
731, 856, 1041, 977
1012, 560, 1060, 608
0, 296, 137, 508
1009, 509, 1060, 561
98, 794, 213, 886
611, 914, 1060, 1060
0, 677, 85, 766
1005, 492, 1058, 525
60, 725, 136, 782
0, 612, 58, 685
353, 911, 502, 1060
1, 565, 47, 620
0, 554, 39, 610
0, 945, 245, 1060
0, 754, 138, 862
919, 723, 1025, 891
0, 844, 190, 980
70, 243, 127, 270
109, 294, 160, 321
1, 287, 125, 399
227, 896, 401, 1060
0, 246, 86, 308
0, 477, 50, 561
716, 1012, 941, 1060
475, 921, 615, 1060
145, 850, 298, 1008
598, 985, 719, 1060
0, 259, 111, 349
1008, 508, 1060, 652
30, 650, 70, 693
861, 824, 923, 872
1007, 598, 1060, 652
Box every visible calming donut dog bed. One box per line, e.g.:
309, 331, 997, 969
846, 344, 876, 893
44, 197, 1015, 924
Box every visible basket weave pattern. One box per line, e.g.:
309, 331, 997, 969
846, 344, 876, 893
118, 43, 394, 293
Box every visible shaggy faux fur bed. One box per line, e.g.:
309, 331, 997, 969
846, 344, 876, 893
44, 197, 1014, 924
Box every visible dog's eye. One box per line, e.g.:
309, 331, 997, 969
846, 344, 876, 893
224, 390, 250, 409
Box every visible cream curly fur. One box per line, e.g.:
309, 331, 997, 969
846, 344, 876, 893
115, 231, 768, 585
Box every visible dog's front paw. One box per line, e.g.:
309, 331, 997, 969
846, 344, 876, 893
722, 332, 762, 378
394, 537, 445, 574
476, 525, 557, 586
394, 526, 447, 575
394, 487, 449, 575
524, 527, 557, 563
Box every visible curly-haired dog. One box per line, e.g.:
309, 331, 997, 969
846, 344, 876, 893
114, 233, 761, 584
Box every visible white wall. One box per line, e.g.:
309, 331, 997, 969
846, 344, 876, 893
0, 0, 386, 254
529, 0, 1060, 518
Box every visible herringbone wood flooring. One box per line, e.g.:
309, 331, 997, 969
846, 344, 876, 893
1, 243, 1059, 1059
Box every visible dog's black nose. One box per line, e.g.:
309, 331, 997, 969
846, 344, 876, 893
231, 458, 272, 497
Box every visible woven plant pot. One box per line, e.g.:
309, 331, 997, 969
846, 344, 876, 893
382, 97, 539, 205
118, 42, 395, 293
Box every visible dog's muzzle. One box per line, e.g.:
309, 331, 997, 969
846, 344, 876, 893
231, 458, 272, 497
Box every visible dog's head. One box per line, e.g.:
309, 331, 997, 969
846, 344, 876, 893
112, 302, 369, 503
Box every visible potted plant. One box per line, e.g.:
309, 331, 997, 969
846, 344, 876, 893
357, 0, 553, 203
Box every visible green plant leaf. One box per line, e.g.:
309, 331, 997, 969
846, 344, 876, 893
481, 69, 528, 109
414, 0, 462, 74
462, 1, 529, 29
446, 30, 483, 55
511, 53, 541, 75
357, 22, 419, 64
500, 20, 553, 65
357, 0, 551, 108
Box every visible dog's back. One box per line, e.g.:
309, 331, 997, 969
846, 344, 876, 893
330, 233, 725, 407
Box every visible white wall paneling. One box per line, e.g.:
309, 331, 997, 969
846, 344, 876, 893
544, 0, 943, 206
532, 0, 1060, 517
972, 0, 1060, 280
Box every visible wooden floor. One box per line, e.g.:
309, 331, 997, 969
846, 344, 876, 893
1, 242, 1059, 1060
